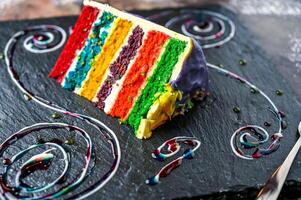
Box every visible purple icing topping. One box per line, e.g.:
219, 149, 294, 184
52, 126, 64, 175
170, 39, 209, 102
95, 26, 144, 109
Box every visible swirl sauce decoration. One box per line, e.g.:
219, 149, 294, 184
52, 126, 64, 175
146, 137, 201, 185
148, 10, 283, 160
165, 10, 235, 49
22, 25, 66, 54
207, 63, 284, 160
2, 25, 121, 199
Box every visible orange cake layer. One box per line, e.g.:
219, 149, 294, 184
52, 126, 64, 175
108, 31, 170, 120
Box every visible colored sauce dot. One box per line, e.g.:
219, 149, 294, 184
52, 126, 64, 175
65, 137, 74, 145
23, 93, 32, 101
145, 176, 159, 186
233, 106, 241, 113
281, 120, 287, 129
250, 87, 258, 94
276, 89, 283, 96
278, 111, 286, 118
118, 119, 126, 124
183, 149, 194, 159
217, 64, 224, 68
272, 132, 283, 140
37, 137, 45, 144
264, 121, 271, 127
187, 100, 194, 109
3, 158, 11, 165
51, 112, 62, 119
239, 59, 247, 65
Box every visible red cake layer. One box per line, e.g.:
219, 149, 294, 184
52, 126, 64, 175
48, 6, 99, 83
109, 31, 169, 120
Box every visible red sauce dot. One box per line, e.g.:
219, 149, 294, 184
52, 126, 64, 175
3, 158, 11, 165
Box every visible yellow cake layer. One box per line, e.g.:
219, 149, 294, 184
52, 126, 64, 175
79, 18, 133, 100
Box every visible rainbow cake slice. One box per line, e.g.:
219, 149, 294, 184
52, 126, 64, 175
49, 0, 208, 139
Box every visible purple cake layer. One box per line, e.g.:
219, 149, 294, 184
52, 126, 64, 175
94, 26, 145, 109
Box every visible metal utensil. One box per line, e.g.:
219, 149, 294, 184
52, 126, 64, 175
257, 121, 301, 200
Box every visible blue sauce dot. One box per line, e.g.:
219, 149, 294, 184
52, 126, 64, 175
183, 149, 194, 159
152, 151, 166, 162
145, 176, 159, 186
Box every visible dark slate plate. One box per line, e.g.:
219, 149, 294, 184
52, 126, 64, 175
0, 5, 301, 200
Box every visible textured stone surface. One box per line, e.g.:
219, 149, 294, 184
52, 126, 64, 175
0, 5, 300, 200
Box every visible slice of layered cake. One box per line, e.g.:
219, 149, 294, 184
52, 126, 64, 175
49, 0, 208, 139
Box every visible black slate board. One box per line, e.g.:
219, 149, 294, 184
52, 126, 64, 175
0, 5, 301, 200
